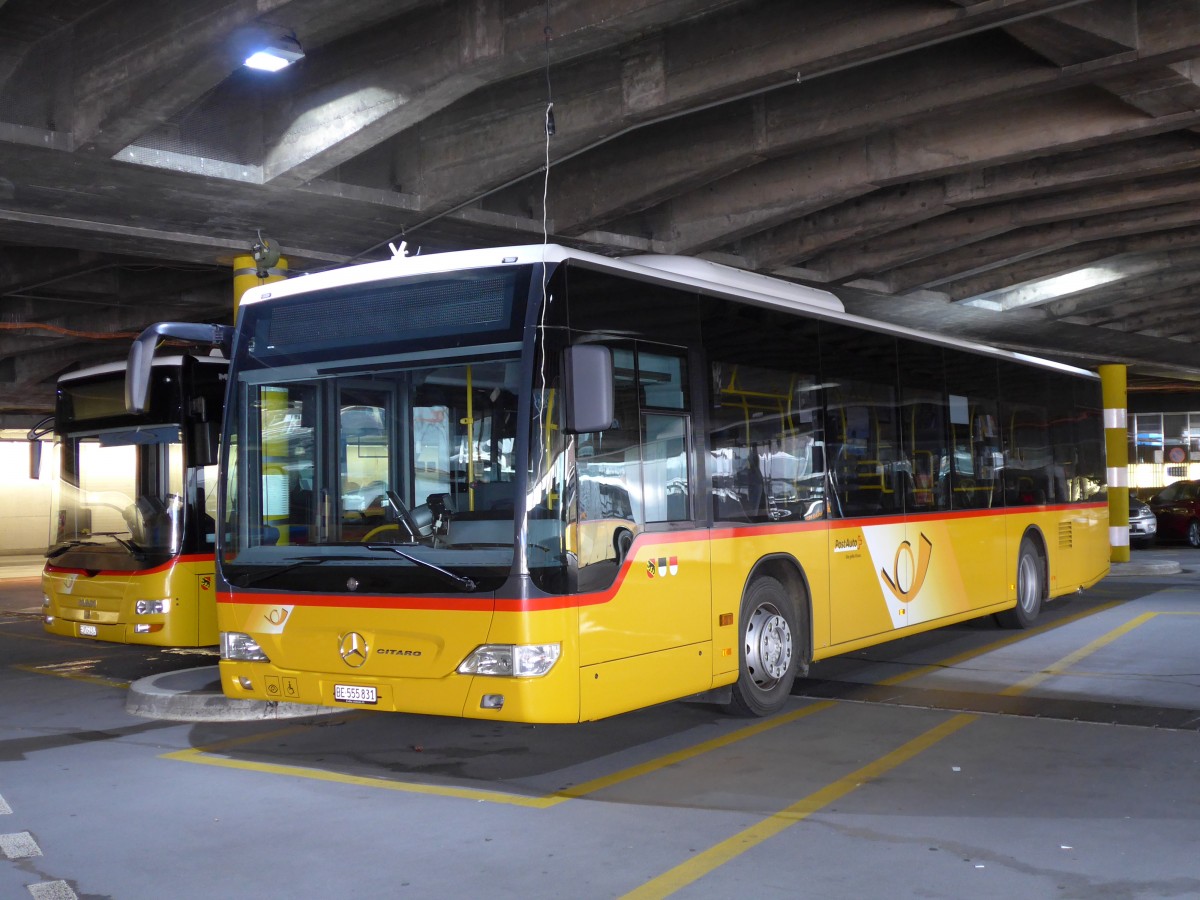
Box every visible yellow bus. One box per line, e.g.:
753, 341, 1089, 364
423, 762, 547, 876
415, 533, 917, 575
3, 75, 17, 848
128, 246, 1109, 720
40, 354, 225, 646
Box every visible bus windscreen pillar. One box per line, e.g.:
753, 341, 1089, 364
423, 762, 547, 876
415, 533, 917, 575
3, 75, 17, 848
1099, 364, 1129, 563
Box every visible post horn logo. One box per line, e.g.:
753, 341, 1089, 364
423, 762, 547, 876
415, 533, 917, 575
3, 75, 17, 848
339, 632, 369, 668
881, 533, 933, 603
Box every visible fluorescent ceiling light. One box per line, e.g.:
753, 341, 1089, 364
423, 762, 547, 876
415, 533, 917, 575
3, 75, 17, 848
962, 258, 1156, 312
244, 35, 304, 71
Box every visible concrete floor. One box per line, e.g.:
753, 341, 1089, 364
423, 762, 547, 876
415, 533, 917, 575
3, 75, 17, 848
1, 549, 1199, 899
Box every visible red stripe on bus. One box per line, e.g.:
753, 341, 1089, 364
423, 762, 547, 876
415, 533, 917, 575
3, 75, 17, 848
45, 553, 215, 577
216, 502, 1106, 614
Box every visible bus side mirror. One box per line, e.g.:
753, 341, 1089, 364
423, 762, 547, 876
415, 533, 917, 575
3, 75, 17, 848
562, 345, 614, 434
26, 415, 52, 480
127, 322, 233, 413
189, 421, 218, 468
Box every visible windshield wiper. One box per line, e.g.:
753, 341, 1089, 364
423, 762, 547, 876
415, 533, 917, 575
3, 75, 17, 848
92, 532, 146, 558
46, 533, 145, 561
363, 544, 477, 591
230, 555, 366, 588
47, 539, 94, 560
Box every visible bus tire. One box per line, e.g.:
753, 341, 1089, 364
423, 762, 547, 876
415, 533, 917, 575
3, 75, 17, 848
614, 528, 634, 563
998, 535, 1043, 629
725, 575, 799, 717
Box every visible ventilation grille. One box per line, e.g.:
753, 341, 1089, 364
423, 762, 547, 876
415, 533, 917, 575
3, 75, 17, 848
1059, 521, 1073, 549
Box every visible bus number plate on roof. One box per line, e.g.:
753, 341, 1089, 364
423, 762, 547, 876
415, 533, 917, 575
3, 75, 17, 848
334, 684, 377, 704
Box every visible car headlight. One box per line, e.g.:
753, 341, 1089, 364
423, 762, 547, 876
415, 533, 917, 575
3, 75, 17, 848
221, 631, 270, 662
458, 643, 561, 677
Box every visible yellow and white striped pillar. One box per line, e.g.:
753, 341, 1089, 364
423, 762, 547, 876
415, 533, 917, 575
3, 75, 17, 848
1099, 364, 1129, 563
233, 253, 288, 321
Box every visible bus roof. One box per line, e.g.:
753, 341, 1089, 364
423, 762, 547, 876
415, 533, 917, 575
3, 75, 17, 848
238, 244, 1096, 380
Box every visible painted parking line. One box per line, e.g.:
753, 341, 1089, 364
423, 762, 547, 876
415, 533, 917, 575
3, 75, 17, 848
621, 714, 977, 899
1001, 609, 1200, 696
159, 602, 1128, 807
11, 663, 129, 690
163, 700, 839, 808
623, 604, 1180, 898
0, 831, 42, 859
0, 792, 10, 815
28, 881, 78, 900
165, 600, 1146, 809
876, 600, 1124, 687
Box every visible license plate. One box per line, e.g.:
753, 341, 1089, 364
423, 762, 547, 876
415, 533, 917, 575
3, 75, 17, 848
334, 684, 377, 705
79, 624, 98, 637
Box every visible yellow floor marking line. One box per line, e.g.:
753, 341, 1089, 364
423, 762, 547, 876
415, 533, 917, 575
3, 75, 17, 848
877, 601, 1124, 687
621, 714, 977, 900
623, 602, 1160, 897
162, 700, 839, 808
1001, 610, 1200, 696
155, 600, 1143, 810
11, 663, 128, 689
0, 627, 89, 644
165, 747, 556, 807
546, 701, 836, 805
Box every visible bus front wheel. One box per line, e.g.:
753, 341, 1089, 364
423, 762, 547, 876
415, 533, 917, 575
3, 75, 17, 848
998, 536, 1043, 629
726, 575, 799, 717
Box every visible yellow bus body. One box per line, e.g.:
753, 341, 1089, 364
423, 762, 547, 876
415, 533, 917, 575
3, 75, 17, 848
42, 554, 218, 646
219, 502, 1107, 722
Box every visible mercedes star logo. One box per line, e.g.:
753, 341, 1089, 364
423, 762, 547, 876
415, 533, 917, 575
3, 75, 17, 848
339, 631, 369, 668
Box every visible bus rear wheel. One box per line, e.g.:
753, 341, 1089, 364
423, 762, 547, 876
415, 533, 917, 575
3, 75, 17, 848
998, 536, 1043, 629
726, 575, 799, 717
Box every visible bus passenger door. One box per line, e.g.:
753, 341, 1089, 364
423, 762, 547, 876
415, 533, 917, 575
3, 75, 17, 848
576, 346, 710, 667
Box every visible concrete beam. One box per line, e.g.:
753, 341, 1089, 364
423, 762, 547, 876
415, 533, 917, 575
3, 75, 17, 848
941, 224, 1200, 300
391, 0, 1099, 231
883, 200, 1200, 292
538, 0, 1200, 239
655, 91, 1200, 255
69, 0, 426, 157
260, 0, 745, 187
741, 134, 1200, 270
808, 169, 1200, 282
1040, 252, 1200, 318
1079, 283, 1200, 328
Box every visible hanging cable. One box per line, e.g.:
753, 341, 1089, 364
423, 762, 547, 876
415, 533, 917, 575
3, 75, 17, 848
536, 0, 555, 493
0, 322, 140, 340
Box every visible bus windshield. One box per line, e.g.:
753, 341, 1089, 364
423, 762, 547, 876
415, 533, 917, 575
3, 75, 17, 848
49, 427, 188, 565
223, 356, 524, 594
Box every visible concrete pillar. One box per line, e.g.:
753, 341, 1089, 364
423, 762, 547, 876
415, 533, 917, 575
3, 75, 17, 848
1099, 364, 1129, 563
233, 254, 288, 321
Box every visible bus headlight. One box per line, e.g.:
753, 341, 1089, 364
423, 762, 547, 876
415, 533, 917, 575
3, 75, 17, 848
135, 599, 171, 615
221, 632, 271, 662
458, 643, 561, 677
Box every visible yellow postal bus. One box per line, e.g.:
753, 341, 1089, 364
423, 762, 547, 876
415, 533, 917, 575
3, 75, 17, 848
41, 354, 225, 646
128, 246, 1108, 720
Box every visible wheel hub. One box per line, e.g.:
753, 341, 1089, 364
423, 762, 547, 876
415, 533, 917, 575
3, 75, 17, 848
746, 605, 793, 686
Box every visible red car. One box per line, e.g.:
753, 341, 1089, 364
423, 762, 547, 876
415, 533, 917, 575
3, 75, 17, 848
1148, 480, 1200, 547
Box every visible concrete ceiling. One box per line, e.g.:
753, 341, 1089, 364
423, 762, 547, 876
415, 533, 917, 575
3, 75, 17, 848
3, 0, 1200, 425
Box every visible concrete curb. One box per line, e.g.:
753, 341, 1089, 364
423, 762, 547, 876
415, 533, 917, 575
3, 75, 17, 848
1106, 559, 1183, 577
125, 665, 341, 722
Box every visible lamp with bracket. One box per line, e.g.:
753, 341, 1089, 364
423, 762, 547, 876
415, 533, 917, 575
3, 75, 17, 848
244, 32, 304, 72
